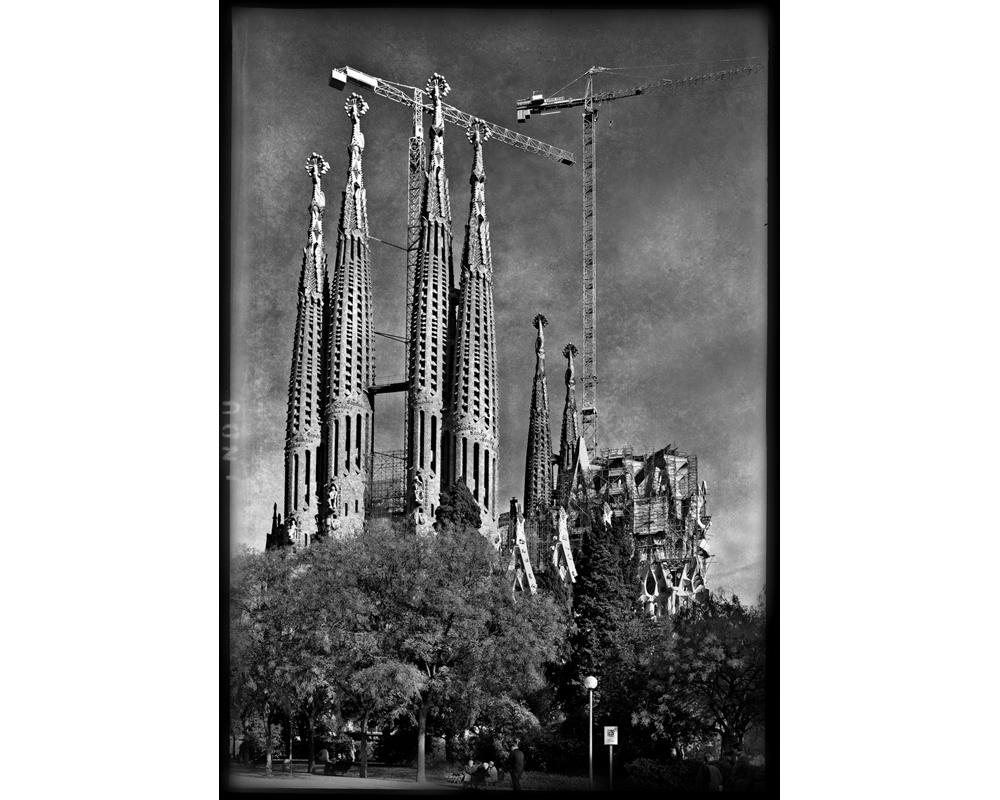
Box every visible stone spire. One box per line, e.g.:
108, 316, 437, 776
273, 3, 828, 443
278, 152, 330, 549
407, 74, 455, 533
321, 94, 375, 539
446, 119, 500, 540
524, 314, 553, 517
558, 344, 580, 489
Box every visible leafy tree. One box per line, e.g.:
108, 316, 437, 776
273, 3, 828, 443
341, 661, 424, 777
557, 512, 639, 703
352, 519, 566, 782
229, 546, 301, 774
643, 591, 766, 752
435, 479, 482, 531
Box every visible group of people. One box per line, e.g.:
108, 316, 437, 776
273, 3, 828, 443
458, 759, 500, 789
695, 748, 756, 792
453, 741, 525, 791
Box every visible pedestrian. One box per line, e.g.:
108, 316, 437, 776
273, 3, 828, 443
697, 752, 723, 792
731, 748, 751, 791
462, 758, 478, 788
507, 741, 525, 792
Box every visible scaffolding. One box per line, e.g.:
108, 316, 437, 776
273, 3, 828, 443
368, 450, 407, 519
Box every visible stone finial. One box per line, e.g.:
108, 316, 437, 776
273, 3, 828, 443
305, 152, 330, 180
466, 119, 493, 146
344, 93, 369, 120
533, 315, 547, 355
425, 72, 451, 98
563, 343, 578, 383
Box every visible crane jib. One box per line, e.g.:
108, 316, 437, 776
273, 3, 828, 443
330, 66, 575, 166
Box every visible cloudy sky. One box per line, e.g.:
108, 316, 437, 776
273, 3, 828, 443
230, 8, 769, 602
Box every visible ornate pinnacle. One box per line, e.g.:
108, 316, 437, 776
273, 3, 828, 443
533, 314, 547, 356
468, 120, 491, 181
426, 73, 450, 134
303, 153, 328, 287
563, 343, 578, 385
345, 93, 368, 162
344, 92, 369, 120
425, 72, 451, 99
305, 152, 330, 181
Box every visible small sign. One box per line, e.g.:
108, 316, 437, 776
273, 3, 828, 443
604, 726, 618, 745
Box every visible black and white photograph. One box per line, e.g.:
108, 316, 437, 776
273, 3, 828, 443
226, 6, 771, 793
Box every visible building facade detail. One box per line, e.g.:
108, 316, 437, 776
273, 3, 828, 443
320, 94, 375, 539
283, 152, 330, 548
407, 74, 454, 534
523, 314, 553, 518
506, 499, 538, 595
556, 343, 580, 507
446, 120, 500, 540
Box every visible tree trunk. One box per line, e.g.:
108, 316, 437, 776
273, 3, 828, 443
265, 718, 273, 776
360, 712, 370, 778
416, 700, 430, 783
307, 713, 315, 774
444, 731, 455, 765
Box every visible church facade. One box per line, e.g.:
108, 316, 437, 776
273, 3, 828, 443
264, 76, 714, 617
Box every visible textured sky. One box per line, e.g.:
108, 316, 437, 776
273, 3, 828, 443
230, 8, 769, 602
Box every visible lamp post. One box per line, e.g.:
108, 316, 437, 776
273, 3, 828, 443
584, 676, 598, 790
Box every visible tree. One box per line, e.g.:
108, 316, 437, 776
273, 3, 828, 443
557, 512, 640, 704
229, 546, 301, 775
352, 518, 567, 782
435, 479, 482, 531
341, 661, 424, 777
644, 591, 766, 752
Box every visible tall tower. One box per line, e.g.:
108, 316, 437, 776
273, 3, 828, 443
280, 152, 330, 549
447, 120, 500, 538
557, 343, 580, 507
322, 94, 376, 538
523, 314, 553, 517
407, 74, 454, 533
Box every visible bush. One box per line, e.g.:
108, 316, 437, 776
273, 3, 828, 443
625, 757, 702, 791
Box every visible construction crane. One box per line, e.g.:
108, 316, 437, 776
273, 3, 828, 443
330, 65, 575, 443
516, 61, 767, 456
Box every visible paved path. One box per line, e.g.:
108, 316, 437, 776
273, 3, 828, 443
227, 770, 464, 793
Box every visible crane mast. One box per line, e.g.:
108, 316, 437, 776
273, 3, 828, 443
517, 61, 767, 457
581, 73, 598, 455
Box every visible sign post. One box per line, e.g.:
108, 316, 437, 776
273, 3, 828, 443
604, 726, 618, 791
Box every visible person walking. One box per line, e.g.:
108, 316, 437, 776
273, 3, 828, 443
695, 752, 723, 792
507, 741, 525, 792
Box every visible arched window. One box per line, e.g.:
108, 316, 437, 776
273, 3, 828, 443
419, 411, 425, 468
430, 415, 437, 473
345, 415, 352, 473
305, 450, 311, 505
473, 443, 480, 499
483, 452, 490, 509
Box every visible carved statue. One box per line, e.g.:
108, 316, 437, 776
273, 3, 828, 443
327, 479, 341, 518
412, 469, 429, 528
286, 516, 299, 545
601, 501, 613, 529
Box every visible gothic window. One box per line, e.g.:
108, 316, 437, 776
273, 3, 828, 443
345, 414, 352, 472
305, 450, 311, 505
473, 443, 480, 500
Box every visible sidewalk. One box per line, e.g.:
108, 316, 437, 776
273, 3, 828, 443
227, 769, 464, 793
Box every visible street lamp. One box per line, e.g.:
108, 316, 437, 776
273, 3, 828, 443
584, 676, 598, 790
